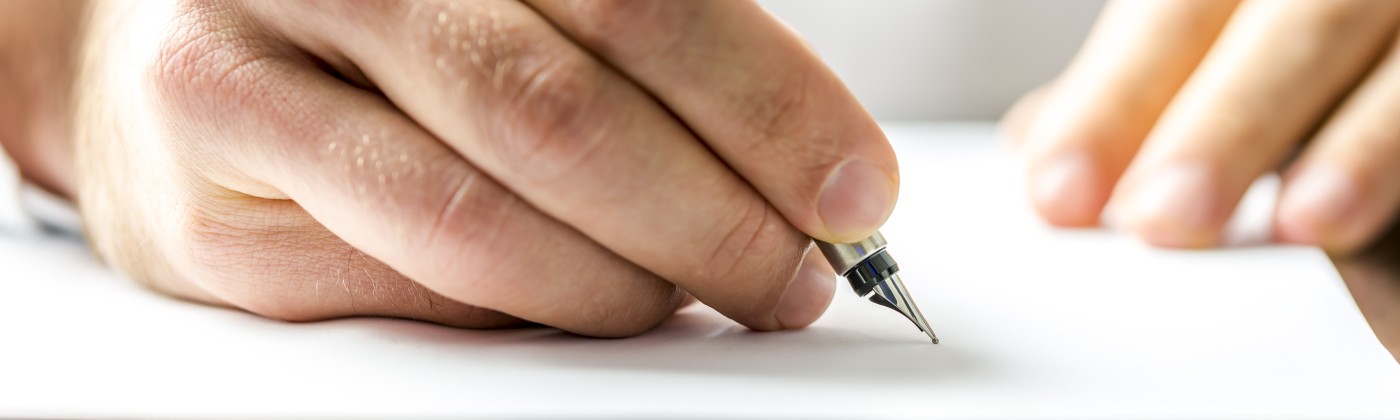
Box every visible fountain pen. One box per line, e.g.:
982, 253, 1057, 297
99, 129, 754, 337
816, 232, 939, 343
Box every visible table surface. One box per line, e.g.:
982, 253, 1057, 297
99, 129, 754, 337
2, 122, 1397, 418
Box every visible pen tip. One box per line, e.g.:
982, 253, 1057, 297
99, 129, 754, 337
868, 273, 940, 344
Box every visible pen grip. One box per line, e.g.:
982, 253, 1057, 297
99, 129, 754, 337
814, 231, 888, 274
815, 232, 901, 297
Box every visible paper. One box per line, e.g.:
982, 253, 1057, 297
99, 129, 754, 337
2, 122, 1398, 418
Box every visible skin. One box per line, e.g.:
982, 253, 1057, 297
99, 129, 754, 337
1006, 0, 1400, 254
2, 0, 1396, 340
5, 0, 902, 337
0, 0, 80, 196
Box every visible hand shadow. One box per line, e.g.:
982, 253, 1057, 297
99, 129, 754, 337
332, 306, 984, 385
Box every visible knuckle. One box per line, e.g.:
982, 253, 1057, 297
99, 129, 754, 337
419, 169, 517, 286
494, 49, 612, 180
421, 170, 683, 335
171, 200, 323, 322
413, 3, 614, 182
149, 3, 277, 111
413, 1, 541, 91
172, 200, 275, 271
569, 0, 689, 56
702, 197, 807, 311
704, 198, 773, 280
172, 209, 236, 265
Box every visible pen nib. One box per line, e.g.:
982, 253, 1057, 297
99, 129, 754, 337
867, 273, 939, 344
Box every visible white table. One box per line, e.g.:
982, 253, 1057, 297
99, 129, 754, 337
3, 123, 1397, 418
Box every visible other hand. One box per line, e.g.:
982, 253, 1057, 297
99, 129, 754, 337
1005, 0, 1400, 253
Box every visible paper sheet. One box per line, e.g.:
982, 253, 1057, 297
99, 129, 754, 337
2, 123, 1398, 418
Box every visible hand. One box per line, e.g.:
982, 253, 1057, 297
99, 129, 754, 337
72, 0, 898, 336
1004, 0, 1400, 253
0, 0, 83, 196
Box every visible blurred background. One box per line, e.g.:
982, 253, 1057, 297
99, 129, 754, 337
759, 0, 1105, 120
763, 0, 1399, 362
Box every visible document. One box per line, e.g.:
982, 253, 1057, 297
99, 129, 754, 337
2, 123, 1397, 418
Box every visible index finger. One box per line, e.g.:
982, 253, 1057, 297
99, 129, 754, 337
527, 0, 899, 244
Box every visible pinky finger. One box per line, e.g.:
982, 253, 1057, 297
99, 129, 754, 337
1276, 42, 1400, 254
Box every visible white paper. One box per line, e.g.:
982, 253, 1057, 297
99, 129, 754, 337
2, 122, 1397, 418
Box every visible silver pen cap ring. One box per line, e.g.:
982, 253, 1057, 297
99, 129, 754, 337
815, 233, 898, 297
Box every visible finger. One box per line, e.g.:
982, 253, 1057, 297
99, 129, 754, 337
171, 196, 527, 329
1114, 0, 1400, 247
1020, 0, 1240, 227
525, 0, 898, 243
249, 1, 827, 331
999, 82, 1053, 149
1276, 39, 1400, 254
775, 248, 837, 329
152, 44, 684, 337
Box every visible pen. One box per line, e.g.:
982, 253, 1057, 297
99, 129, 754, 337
816, 232, 939, 343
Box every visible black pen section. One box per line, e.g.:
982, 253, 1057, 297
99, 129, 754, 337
842, 248, 900, 297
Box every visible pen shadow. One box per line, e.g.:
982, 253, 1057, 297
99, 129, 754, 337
342, 311, 984, 385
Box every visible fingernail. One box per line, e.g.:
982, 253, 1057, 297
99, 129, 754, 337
1028, 152, 1104, 226
819, 159, 896, 241
774, 255, 836, 330
1276, 165, 1364, 248
1122, 164, 1223, 248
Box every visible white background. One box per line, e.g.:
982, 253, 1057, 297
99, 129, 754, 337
760, 0, 1105, 119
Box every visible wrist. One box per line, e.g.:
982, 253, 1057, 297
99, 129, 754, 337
0, 0, 89, 200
